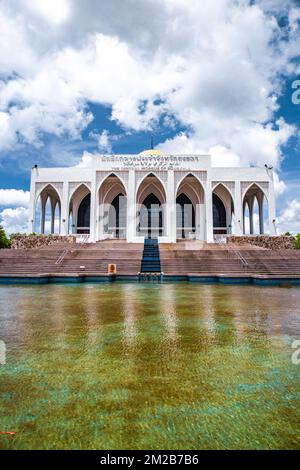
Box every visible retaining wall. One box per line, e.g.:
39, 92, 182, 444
227, 235, 295, 250
10, 234, 76, 249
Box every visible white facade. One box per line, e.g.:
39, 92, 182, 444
28, 151, 277, 243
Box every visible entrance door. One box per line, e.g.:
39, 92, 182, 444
77, 194, 91, 234
176, 193, 195, 239
141, 193, 162, 238
109, 193, 126, 238
213, 194, 227, 235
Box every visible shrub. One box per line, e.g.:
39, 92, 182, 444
0, 225, 11, 249
294, 234, 300, 249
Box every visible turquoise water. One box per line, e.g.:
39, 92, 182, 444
0, 283, 299, 449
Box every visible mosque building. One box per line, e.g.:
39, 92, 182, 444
28, 149, 276, 243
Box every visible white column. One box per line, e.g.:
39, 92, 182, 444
258, 196, 264, 234
28, 168, 36, 234
205, 182, 214, 243
199, 203, 206, 240
58, 203, 61, 233
41, 195, 46, 234
249, 197, 254, 235
98, 179, 105, 240
50, 199, 55, 234
166, 170, 176, 242
90, 176, 96, 242
233, 181, 243, 235
98, 201, 105, 240
96, 189, 101, 240
60, 182, 69, 236
127, 170, 136, 242
268, 174, 276, 235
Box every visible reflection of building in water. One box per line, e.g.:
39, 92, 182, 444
82, 286, 102, 349
160, 285, 178, 342
198, 284, 216, 335
121, 285, 138, 346
0, 340, 6, 365
29, 149, 276, 242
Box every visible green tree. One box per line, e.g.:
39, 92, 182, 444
0, 225, 11, 249
294, 234, 300, 250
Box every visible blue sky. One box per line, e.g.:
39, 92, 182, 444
0, 0, 300, 233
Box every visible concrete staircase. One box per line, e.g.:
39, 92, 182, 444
159, 244, 300, 276
0, 241, 143, 275
1, 240, 300, 278
235, 249, 300, 275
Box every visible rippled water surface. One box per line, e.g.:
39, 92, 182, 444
0, 282, 299, 449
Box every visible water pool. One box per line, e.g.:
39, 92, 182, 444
0, 283, 299, 449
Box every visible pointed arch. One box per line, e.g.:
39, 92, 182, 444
35, 184, 61, 234
69, 183, 91, 234
97, 172, 128, 195
242, 183, 267, 235
212, 183, 234, 235
136, 174, 166, 237
175, 172, 206, 199
98, 174, 127, 239
69, 183, 90, 205
99, 174, 127, 205
175, 174, 205, 240
242, 182, 268, 202
136, 172, 167, 202
35, 183, 61, 204
136, 173, 166, 205
212, 182, 234, 203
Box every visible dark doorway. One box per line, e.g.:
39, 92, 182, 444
176, 193, 195, 239
140, 193, 163, 237
109, 193, 126, 238
77, 194, 90, 233
213, 194, 226, 234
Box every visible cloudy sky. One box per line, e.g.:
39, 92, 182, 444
0, 0, 300, 234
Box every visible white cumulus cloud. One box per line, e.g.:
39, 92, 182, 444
278, 199, 300, 234
76, 150, 94, 168
24, 0, 71, 25
0, 189, 30, 207
0, 0, 298, 169
0, 207, 29, 234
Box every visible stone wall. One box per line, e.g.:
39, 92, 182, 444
227, 235, 295, 250
10, 234, 76, 250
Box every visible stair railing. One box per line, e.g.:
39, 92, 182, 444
235, 250, 249, 270
55, 249, 68, 265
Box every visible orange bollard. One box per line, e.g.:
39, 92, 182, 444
108, 264, 116, 274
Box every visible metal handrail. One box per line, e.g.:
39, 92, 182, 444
235, 250, 249, 268
55, 249, 68, 265
222, 239, 249, 267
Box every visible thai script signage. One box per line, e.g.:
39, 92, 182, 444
100, 155, 207, 171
